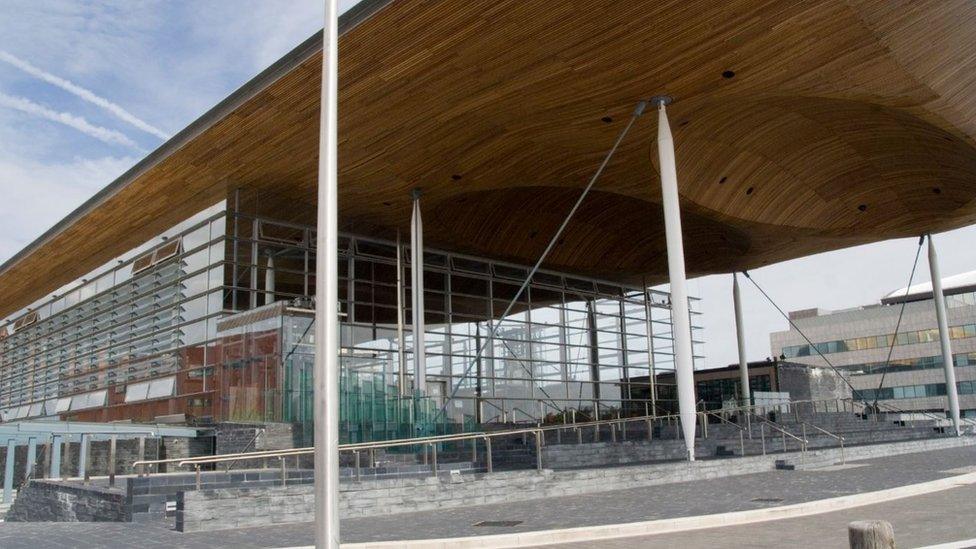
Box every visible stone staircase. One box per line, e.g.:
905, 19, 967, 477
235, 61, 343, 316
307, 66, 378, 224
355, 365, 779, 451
534, 408, 955, 470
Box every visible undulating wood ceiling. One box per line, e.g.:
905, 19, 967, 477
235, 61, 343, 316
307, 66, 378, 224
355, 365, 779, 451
2, 0, 976, 318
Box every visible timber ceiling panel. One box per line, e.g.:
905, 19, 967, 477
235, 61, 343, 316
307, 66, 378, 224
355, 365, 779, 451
3, 0, 976, 318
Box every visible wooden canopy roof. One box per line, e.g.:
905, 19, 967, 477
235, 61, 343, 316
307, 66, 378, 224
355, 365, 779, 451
3, 0, 976, 319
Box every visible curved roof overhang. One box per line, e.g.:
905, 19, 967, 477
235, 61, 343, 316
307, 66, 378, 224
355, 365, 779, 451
3, 0, 976, 319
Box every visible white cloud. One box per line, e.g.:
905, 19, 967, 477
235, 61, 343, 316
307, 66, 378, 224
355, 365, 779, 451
0, 50, 169, 140
0, 91, 143, 151
0, 153, 136, 261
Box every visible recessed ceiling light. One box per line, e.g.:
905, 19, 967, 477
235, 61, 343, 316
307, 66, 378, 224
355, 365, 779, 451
601, 116, 613, 124
722, 70, 736, 79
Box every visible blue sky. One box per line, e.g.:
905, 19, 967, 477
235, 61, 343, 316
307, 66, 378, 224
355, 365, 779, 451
1, 1, 974, 368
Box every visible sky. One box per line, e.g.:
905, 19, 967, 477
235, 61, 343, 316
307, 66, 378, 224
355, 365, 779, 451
1, 1, 974, 370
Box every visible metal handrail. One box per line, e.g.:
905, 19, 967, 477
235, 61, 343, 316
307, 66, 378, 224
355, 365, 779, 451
135, 410, 695, 477
720, 396, 856, 419
134, 394, 922, 477
748, 412, 807, 448
798, 420, 845, 464
703, 409, 746, 456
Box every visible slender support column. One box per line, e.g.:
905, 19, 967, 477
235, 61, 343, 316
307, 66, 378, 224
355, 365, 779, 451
50, 435, 62, 479
642, 278, 657, 415
265, 252, 276, 305
411, 189, 427, 394
79, 434, 90, 483
250, 218, 259, 309
733, 273, 751, 407
42, 440, 51, 479
654, 97, 697, 461
3, 440, 14, 503
314, 0, 341, 546
928, 235, 961, 436
108, 435, 118, 488
396, 230, 408, 396
25, 437, 37, 484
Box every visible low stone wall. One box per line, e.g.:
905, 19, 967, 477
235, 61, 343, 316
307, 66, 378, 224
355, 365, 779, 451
542, 439, 707, 468
177, 435, 976, 532
178, 455, 774, 531
784, 434, 976, 469
6, 480, 126, 522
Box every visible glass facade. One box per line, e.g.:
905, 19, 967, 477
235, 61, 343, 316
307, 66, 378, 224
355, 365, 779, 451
695, 375, 772, 410
855, 379, 976, 402
0, 203, 228, 422
841, 352, 976, 375
0, 204, 705, 442
782, 323, 976, 358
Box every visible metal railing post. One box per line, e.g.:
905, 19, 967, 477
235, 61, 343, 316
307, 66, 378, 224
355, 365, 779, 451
195, 464, 201, 489
485, 437, 493, 473
354, 450, 361, 481
739, 430, 745, 456
280, 457, 287, 486
137, 436, 146, 476
610, 422, 617, 443
761, 423, 766, 456
108, 435, 117, 488
781, 430, 787, 453
647, 419, 653, 441
535, 431, 543, 472
431, 443, 438, 475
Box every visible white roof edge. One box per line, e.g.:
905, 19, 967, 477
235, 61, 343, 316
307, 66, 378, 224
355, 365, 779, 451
883, 269, 976, 301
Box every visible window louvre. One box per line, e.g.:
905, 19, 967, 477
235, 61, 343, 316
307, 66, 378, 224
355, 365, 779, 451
153, 238, 182, 264
13, 311, 39, 331
131, 251, 154, 274
132, 237, 183, 275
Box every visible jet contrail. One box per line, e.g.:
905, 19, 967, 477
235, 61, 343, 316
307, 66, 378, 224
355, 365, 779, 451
0, 50, 170, 140
0, 92, 143, 151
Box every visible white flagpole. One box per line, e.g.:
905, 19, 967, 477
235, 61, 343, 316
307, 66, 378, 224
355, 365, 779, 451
314, 0, 340, 547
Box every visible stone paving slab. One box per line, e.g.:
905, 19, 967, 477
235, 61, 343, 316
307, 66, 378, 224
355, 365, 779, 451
0, 445, 973, 548
547, 483, 976, 549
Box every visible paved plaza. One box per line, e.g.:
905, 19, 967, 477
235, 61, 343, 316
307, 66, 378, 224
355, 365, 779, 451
549, 482, 976, 549
0, 445, 974, 548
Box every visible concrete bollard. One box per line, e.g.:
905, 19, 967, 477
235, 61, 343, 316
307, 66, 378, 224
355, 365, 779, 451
848, 520, 895, 549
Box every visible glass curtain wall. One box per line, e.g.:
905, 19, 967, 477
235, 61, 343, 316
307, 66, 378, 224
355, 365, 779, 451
0, 203, 228, 422
226, 210, 705, 428
0, 202, 706, 438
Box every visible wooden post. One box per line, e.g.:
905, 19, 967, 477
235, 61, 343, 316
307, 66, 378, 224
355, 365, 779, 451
848, 520, 895, 549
